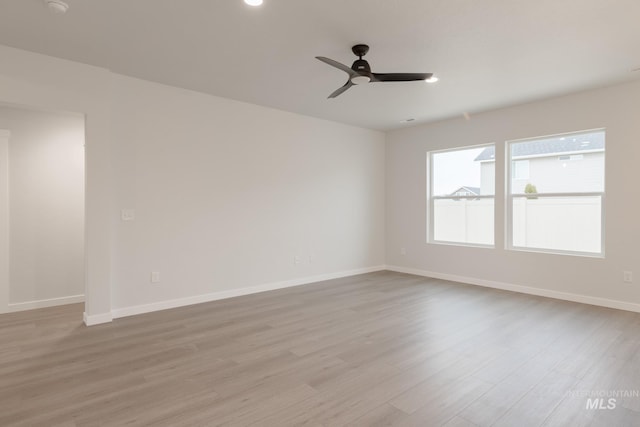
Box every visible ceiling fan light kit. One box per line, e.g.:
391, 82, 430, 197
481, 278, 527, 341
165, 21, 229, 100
45, 0, 69, 15
316, 44, 434, 98
351, 75, 371, 85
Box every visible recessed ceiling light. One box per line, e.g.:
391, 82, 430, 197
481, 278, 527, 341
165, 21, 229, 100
425, 76, 439, 83
244, 0, 263, 6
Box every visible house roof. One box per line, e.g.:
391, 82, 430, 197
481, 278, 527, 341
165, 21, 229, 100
475, 132, 605, 162
450, 186, 481, 195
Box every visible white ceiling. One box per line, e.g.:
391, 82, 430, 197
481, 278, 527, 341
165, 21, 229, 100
1, 0, 639, 130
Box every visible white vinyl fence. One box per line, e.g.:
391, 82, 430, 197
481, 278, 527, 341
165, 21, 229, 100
433, 196, 601, 253
433, 199, 494, 245
512, 196, 601, 253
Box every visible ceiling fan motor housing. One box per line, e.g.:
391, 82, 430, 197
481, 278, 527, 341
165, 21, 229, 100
352, 59, 371, 74
351, 44, 372, 80
350, 59, 372, 84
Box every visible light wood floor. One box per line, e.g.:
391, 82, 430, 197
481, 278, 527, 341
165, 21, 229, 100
1, 271, 640, 426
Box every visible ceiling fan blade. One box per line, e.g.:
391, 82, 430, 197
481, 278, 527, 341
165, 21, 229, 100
316, 56, 358, 78
371, 72, 432, 82
328, 81, 354, 98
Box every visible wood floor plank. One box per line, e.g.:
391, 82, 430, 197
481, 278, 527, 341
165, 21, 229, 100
1, 271, 639, 426
491, 369, 579, 427
347, 403, 411, 426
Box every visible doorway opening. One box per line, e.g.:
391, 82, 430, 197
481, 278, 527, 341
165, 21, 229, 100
0, 104, 85, 315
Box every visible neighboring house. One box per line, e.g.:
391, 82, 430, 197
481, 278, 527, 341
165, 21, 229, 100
449, 186, 480, 197
475, 133, 605, 194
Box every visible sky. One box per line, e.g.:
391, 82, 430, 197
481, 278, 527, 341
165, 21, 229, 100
431, 147, 484, 196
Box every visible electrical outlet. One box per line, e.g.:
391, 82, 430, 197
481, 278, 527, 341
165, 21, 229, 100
623, 271, 633, 283
151, 271, 161, 283
294, 256, 301, 265
121, 209, 135, 221
400, 247, 406, 256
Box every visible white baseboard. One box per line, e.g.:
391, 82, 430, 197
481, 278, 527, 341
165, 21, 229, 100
386, 265, 640, 313
83, 311, 113, 326
66, 264, 640, 326
7, 294, 84, 312
109, 265, 387, 321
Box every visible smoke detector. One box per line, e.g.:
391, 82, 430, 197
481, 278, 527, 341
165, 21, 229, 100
45, 0, 69, 15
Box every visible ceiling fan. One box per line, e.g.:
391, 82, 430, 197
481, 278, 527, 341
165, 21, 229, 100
316, 44, 435, 98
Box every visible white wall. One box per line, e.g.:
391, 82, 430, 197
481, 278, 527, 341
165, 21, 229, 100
109, 75, 386, 311
0, 45, 113, 321
387, 79, 640, 307
0, 45, 386, 321
0, 130, 9, 311
5, 42, 637, 321
0, 107, 85, 307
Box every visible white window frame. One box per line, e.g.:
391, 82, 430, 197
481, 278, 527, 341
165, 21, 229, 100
505, 129, 605, 257
427, 143, 495, 248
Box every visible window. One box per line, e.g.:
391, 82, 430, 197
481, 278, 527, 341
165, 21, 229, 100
507, 129, 605, 256
428, 144, 495, 246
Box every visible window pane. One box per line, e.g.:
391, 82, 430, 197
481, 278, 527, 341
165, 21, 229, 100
512, 196, 602, 254
508, 130, 605, 255
432, 146, 494, 196
434, 198, 494, 245
510, 130, 604, 194
430, 144, 495, 246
